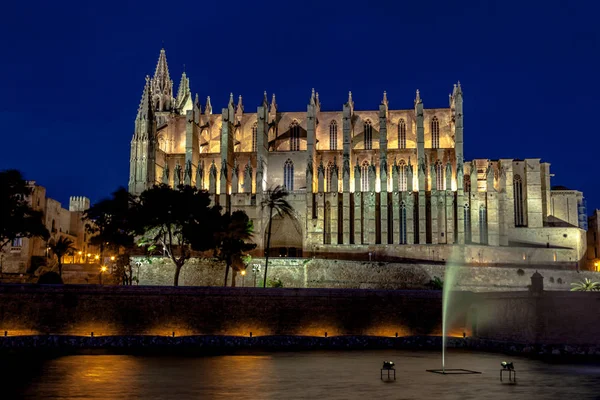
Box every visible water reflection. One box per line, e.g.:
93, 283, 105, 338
1, 350, 599, 399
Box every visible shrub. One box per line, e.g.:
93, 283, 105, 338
549, 277, 555, 283
268, 278, 283, 288
428, 276, 444, 290
517, 269, 525, 276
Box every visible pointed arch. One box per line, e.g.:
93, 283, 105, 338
400, 201, 407, 244
479, 204, 488, 244
361, 160, 370, 192
364, 120, 373, 150
324, 201, 332, 244
398, 119, 406, 149
435, 160, 444, 190
252, 122, 258, 152
329, 121, 338, 150
431, 116, 440, 149
464, 203, 471, 243
284, 159, 294, 190
513, 174, 525, 227
326, 161, 336, 192
398, 160, 407, 191
290, 121, 300, 151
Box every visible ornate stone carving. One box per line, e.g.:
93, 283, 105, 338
174, 161, 182, 187
184, 159, 192, 185
196, 161, 204, 189
162, 164, 170, 185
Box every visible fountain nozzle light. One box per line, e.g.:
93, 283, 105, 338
501, 361, 514, 370
382, 361, 395, 370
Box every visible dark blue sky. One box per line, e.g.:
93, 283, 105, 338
1, 0, 598, 211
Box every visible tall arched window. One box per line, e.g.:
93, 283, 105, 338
398, 160, 407, 191
513, 174, 525, 227
464, 204, 471, 243
436, 161, 444, 190
329, 121, 338, 150
361, 160, 370, 192
290, 121, 300, 151
431, 116, 440, 149
326, 161, 336, 192
400, 202, 407, 244
364, 120, 373, 150
324, 201, 331, 244
464, 175, 471, 192
398, 119, 406, 149
479, 205, 488, 244
251, 122, 258, 152
284, 159, 294, 190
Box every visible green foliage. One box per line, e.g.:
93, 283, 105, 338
135, 184, 221, 286
261, 185, 294, 288
570, 278, 600, 292
0, 169, 49, 251
428, 276, 444, 290
49, 236, 76, 277
216, 210, 257, 287
268, 278, 283, 288
84, 187, 137, 256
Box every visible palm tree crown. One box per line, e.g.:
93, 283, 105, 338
261, 185, 294, 288
49, 236, 76, 277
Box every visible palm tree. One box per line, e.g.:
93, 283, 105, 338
260, 185, 294, 288
49, 236, 76, 278
216, 211, 256, 287
570, 278, 600, 292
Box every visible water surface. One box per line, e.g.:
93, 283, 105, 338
2, 350, 599, 399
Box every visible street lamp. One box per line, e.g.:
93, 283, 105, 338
252, 264, 260, 287
110, 256, 115, 261
100, 265, 107, 285
241, 270, 246, 287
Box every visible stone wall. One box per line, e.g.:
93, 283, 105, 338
470, 291, 600, 345
0, 285, 598, 347
132, 257, 600, 292
0, 285, 446, 337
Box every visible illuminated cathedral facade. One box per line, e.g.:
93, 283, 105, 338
129, 49, 587, 267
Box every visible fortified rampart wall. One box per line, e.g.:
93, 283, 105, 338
131, 257, 600, 292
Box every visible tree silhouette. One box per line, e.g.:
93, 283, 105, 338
0, 169, 49, 251
84, 187, 137, 284
216, 210, 256, 287
260, 185, 294, 288
49, 236, 76, 278
136, 184, 220, 286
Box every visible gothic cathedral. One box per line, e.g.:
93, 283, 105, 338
129, 49, 587, 267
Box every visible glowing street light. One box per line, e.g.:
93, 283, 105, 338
241, 270, 246, 287
110, 256, 115, 261
99, 265, 108, 285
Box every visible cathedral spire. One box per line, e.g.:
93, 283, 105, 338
228, 93, 235, 109
136, 75, 153, 122
270, 93, 277, 111
310, 88, 316, 105
176, 71, 190, 110
382, 91, 388, 107
415, 89, 422, 105
205, 96, 212, 115
236, 95, 244, 114
262, 91, 269, 107
152, 48, 174, 112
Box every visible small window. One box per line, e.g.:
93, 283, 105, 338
400, 202, 407, 244
326, 161, 336, 192
284, 159, 294, 190
479, 205, 488, 244
398, 119, 406, 149
290, 121, 300, 151
12, 237, 23, 247
329, 121, 338, 150
364, 120, 373, 150
435, 161, 444, 190
361, 160, 370, 192
252, 122, 258, 152
464, 204, 471, 243
514, 174, 525, 227
431, 116, 439, 149
398, 160, 407, 191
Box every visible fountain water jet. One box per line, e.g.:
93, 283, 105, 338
427, 247, 481, 375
